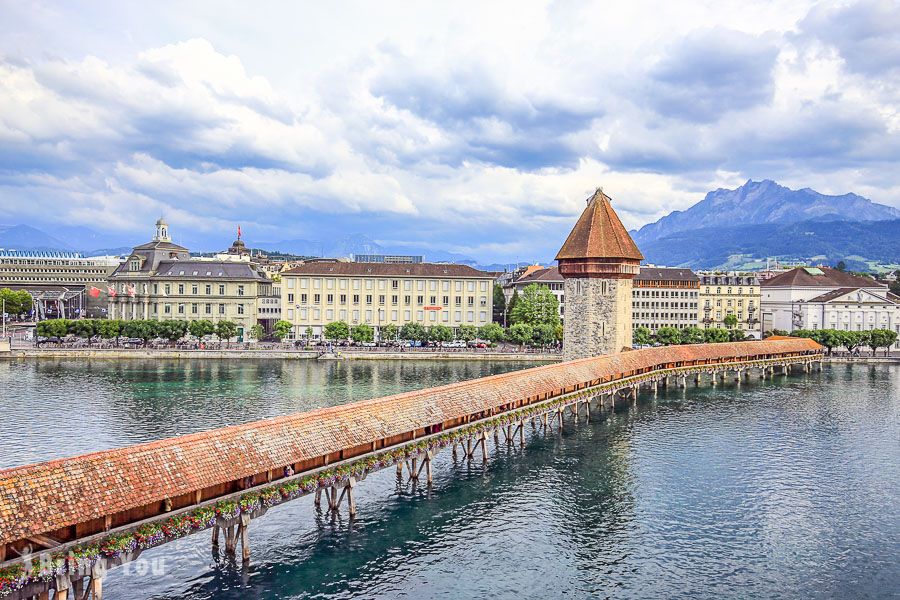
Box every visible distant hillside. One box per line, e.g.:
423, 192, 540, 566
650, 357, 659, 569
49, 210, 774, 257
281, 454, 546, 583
633, 180, 900, 245
639, 219, 900, 270
0, 224, 73, 251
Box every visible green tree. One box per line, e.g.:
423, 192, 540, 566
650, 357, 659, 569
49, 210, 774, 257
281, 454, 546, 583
703, 328, 730, 343
304, 326, 313, 341
215, 320, 238, 347
380, 323, 399, 342
879, 329, 898, 355
822, 329, 847, 355
554, 324, 563, 342
655, 326, 681, 345
428, 325, 453, 346
123, 320, 157, 346
492, 284, 507, 326
478, 322, 505, 344
836, 260, 847, 271
506, 289, 520, 325
270, 319, 293, 341
97, 319, 123, 344
188, 319, 215, 341
723, 314, 738, 329
510, 284, 560, 328
729, 328, 748, 342
843, 330, 865, 354
159, 320, 188, 343
765, 329, 789, 338
351, 323, 375, 343
70, 319, 98, 344
532, 323, 555, 348
506, 322, 533, 349
633, 326, 652, 347
457, 325, 477, 344
249, 323, 265, 342
679, 326, 703, 345
399, 322, 427, 343
324, 321, 350, 340
0, 288, 32, 316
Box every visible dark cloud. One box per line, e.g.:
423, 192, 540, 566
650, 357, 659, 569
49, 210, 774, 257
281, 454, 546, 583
646, 28, 779, 122
798, 0, 900, 77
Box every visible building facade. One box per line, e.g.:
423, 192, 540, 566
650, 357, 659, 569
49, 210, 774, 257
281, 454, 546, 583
760, 267, 900, 348
556, 188, 643, 360
632, 267, 700, 332
352, 254, 424, 264
107, 220, 276, 339
697, 273, 761, 338
0, 250, 123, 319
280, 262, 496, 339
509, 266, 565, 326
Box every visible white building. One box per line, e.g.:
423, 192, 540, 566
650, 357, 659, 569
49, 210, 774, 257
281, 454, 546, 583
760, 266, 900, 349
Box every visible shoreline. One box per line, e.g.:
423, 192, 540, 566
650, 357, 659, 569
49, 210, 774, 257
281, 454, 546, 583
0, 347, 561, 362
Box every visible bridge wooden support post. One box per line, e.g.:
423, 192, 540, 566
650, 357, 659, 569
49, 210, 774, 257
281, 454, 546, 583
212, 524, 220, 547
711, 371, 717, 386
315, 488, 323, 506
695, 373, 701, 384
90, 563, 103, 600
52, 575, 71, 600
224, 525, 236, 555
652, 381, 658, 394
519, 421, 525, 445
632, 386, 637, 403
480, 432, 488, 461
239, 513, 251, 563
72, 578, 84, 599
680, 376, 686, 389
396, 461, 403, 475
418, 453, 433, 485
609, 393, 615, 409
663, 376, 669, 388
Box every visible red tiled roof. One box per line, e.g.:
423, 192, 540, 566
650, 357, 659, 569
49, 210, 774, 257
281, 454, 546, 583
555, 189, 644, 261
0, 339, 821, 544
516, 266, 563, 284
282, 262, 495, 278
760, 267, 886, 288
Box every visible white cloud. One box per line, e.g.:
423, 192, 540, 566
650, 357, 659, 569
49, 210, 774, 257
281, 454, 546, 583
0, 0, 898, 263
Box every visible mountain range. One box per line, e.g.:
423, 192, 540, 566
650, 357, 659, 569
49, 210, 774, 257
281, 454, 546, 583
632, 179, 900, 246
633, 180, 900, 270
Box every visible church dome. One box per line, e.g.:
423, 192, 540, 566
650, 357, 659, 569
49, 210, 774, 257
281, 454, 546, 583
156, 217, 168, 228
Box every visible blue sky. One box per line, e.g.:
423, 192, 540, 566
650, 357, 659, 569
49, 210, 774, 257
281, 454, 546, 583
1, 0, 899, 263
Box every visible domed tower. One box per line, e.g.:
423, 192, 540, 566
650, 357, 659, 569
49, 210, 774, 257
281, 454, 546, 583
556, 188, 643, 361
153, 218, 170, 242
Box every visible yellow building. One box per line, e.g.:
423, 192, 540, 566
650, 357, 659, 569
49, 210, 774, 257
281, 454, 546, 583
108, 220, 277, 338
280, 261, 496, 339
698, 273, 761, 339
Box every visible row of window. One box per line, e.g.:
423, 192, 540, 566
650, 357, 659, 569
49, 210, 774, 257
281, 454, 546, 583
633, 302, 698, 309
286, 308, 488, 324
703, 287, 756, 295
286, 278, 490, 293
633, 313, 699, 321
633, 290, 699, 298
115, 282, 246, 296
704, 299, 755, 308
286, 293, 488, 308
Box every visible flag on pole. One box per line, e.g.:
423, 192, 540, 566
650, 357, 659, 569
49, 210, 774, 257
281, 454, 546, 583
107, 286, 116, 298
89, 286, 101, 297
126, 285, 135, 297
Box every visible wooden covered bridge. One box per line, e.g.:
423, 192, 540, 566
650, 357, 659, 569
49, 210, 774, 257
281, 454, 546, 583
0, 338, 823, 599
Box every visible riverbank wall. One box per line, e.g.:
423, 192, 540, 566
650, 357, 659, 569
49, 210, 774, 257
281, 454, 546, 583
1, 348, 560, 362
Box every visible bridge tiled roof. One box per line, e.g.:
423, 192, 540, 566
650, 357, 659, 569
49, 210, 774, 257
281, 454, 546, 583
0, 339, 822, 545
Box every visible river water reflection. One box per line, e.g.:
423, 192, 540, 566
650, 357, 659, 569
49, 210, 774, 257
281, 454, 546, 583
2, 360, 898, 599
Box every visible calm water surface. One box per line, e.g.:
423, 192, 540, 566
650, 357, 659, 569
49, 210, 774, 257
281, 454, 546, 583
1, 360, 898, 599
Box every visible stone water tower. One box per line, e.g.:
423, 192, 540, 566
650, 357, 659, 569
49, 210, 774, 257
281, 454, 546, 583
556, 188, 644, 361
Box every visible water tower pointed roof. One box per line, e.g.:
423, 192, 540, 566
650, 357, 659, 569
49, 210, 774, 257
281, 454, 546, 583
555, 188, 644, 261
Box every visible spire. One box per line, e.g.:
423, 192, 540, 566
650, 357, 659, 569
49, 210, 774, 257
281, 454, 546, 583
555, 188, 643, 261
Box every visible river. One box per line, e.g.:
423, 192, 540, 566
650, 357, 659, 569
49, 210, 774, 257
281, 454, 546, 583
1, 359, 898, 599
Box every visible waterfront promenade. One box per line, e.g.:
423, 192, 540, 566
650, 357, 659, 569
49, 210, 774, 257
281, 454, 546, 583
0, 338, 822, 600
